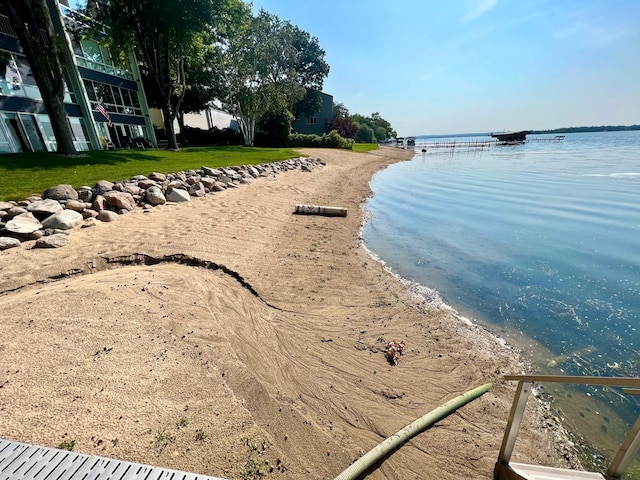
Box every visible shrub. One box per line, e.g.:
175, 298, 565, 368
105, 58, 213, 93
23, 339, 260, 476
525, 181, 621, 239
288, 130, 353, 149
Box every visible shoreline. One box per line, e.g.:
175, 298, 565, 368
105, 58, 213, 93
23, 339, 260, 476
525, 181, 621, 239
0, 147, 578, 479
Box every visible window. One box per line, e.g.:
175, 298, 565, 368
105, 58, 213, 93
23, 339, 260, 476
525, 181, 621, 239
306, 117, 317, 125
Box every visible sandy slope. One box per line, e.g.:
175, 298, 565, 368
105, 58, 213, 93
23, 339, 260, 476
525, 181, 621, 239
0, 148, 572, 479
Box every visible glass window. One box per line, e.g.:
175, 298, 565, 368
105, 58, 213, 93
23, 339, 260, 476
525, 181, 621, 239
1, 54, 22, 96
84, 80, 97, 101
121, 88, 133, 106
37, 115, 57, 152
130, 90, 140, 108
81, 39, 103, 63
111, 85, 123, 106
68, 117, 91, 151
94, 82, 114, 103
14, 56, 36, 86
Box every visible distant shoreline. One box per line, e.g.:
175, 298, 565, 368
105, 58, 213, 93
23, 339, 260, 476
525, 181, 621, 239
415, 125, 640, 138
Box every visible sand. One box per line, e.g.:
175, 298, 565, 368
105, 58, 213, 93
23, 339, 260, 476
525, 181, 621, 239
0, 147, 575, 479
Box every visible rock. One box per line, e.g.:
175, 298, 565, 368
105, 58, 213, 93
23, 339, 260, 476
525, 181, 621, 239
145, 186, 166, 205
96, 210, 119, 222
188, 182, 206, 197
0, 201, 15, 211
28, 230, 45, 240
41, 210, 83, 230
5, 212, 42, 234
5, 206, 28, 219
26, 198, 64, 218
148, 172, 167, 182
218, 175, 232, 185
201, 166, 222, 177
82, 209, 99, 219
200, 177, 216, 189
239, 177, 251, 184
123, 184, 143, 196
77, 186, 93, 203
212, 182, 227, 192
43, 184, 78, 201
104, 191, 136, 211
95, 180, 114, 191
166, 187, 190, 202
247, 166, 260, 178
65, 200, 89, 212
0, 237, 21, 250
92, 195, 108, 212
34, 233, 69, 249
137, 179, 158, 190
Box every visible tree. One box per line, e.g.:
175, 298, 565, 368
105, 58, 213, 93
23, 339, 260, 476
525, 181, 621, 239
355, 123, 375, 143
332, 102, 349, 119
0, 0, 77, 154
326, 116, 357, 139
99, 0, 240, 149
213, 9, 329, 146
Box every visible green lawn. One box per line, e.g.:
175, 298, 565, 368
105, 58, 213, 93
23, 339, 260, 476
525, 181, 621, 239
352, 143, 379, 152
0, 146, 302, 202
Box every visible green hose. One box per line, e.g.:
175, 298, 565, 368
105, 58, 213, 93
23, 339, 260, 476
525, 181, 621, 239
333, 382, 494, 480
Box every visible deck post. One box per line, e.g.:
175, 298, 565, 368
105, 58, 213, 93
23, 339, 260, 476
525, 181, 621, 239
605, 388, 640, 480
496, 381, 532, 467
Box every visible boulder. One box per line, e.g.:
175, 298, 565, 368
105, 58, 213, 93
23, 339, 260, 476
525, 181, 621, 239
188, 182, 206, 197
43, 184, 78, 201
65, 200, 89, 212
5, 212, 42, 234
77, 186, 93, 203
104, 191, 136, 211
96, 210, 119, 222
95, 180, 114, 191
0, 237, 21, 250
5, 206, 28, 219
148, 172, 167, 182
27, 198, 64, 218
92, 195, 108, 212
34, 233, 69, 249
145, 186, 166, 205
166, 187, 190, 203
41, 210, 83, 230
0, 201, 15, 211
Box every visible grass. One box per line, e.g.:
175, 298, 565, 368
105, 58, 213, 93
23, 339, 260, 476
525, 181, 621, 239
352, 143, 379, 152
0, 146, 302, 202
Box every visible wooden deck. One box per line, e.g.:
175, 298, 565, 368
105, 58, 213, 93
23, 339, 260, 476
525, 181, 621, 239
0, 439, 228, 480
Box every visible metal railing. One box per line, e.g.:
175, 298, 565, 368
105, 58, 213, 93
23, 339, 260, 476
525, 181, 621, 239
495, 375, 640, 480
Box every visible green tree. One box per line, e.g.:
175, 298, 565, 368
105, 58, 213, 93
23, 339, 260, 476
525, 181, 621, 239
213, 9, 328, 146
332, 102, 349, 119
0, 0, 76, 154
355, 123, 375, 143
99, 0, 240, 149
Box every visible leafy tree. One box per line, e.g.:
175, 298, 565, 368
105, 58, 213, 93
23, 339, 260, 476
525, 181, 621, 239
355, 123, 375, 143
326, 116, 357, 139
350, 112, 396, 142
213, 9, 328, 146
0, 0, 76, 154
332, 102, 349, 119
98, 0, 241, 149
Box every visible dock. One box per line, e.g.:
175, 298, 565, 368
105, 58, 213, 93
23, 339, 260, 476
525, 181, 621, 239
417, 135, 565, 153
0, 438, 227, 480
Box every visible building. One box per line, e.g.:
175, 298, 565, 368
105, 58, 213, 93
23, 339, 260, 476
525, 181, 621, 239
0, 0, 156, 153
292, 91, 333, 136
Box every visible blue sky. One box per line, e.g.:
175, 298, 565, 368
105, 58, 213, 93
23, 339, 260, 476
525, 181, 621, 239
251, 0, 640, 135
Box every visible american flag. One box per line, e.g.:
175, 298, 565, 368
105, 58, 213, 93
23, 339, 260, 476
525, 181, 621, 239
95, 100, 113, 127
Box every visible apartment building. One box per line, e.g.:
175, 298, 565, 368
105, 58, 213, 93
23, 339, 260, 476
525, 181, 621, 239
0, 0, 156, 153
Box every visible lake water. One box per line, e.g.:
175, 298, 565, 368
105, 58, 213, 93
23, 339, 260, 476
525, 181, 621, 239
363, 131, 640, 465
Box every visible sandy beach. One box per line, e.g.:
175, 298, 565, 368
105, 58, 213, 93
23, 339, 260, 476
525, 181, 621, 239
0, 147, 575, 479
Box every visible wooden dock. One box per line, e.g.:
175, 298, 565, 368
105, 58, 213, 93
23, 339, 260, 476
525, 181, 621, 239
417, 135, 565, 153
0, 438, 228, 480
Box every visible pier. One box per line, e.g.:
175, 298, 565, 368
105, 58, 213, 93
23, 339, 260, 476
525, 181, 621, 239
416, 135, 565, 153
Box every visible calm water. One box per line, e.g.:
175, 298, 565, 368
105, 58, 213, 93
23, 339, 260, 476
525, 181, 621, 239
363, 131, 640, 425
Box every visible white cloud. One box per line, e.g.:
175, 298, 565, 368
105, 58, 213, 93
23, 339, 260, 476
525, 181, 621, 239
461, 0, 498, 23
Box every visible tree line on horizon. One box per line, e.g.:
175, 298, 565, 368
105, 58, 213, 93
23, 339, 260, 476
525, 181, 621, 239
532, 125, 640, 134
2, 0, 397, 154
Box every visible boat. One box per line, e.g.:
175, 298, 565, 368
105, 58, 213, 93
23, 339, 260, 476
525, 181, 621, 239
490, 130, 531, 144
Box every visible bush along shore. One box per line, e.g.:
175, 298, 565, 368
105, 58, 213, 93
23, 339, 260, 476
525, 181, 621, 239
0, 156, 324, 251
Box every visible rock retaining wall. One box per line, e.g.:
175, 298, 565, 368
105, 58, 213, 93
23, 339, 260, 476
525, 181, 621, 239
0, 157, 324, 250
